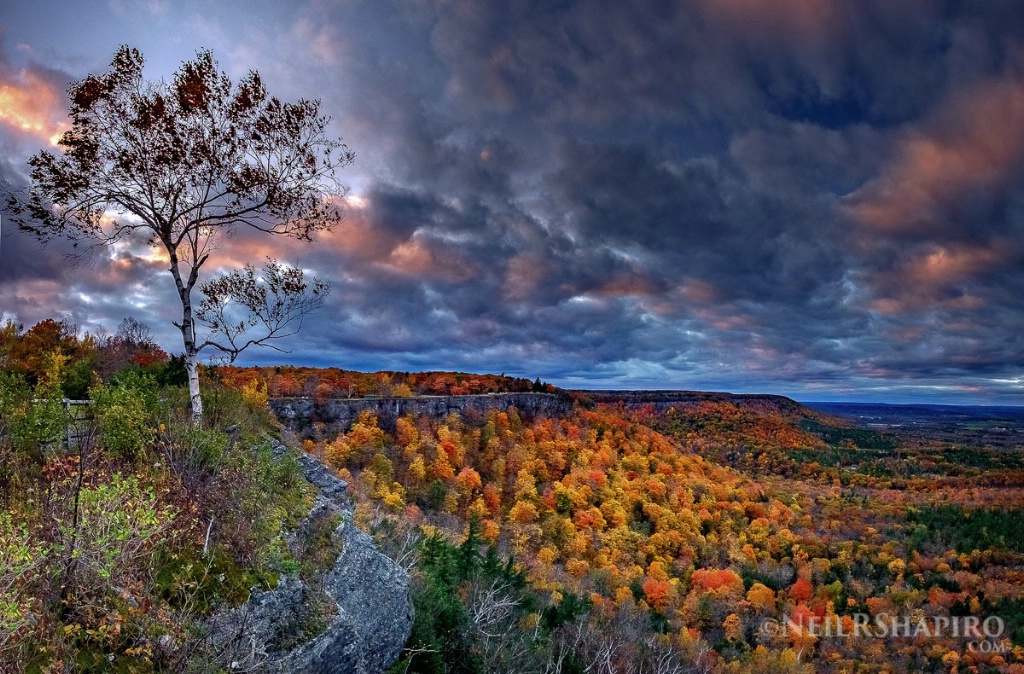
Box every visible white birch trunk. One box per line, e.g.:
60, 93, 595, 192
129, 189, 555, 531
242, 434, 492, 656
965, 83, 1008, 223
185, 347, 203, 423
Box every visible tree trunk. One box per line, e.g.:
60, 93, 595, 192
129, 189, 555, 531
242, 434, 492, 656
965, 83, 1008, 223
185, 347, 203, 423
168, 249, 204, 423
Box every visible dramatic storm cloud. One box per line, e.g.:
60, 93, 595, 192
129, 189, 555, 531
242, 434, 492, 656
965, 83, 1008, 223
2, 0, 1023, 403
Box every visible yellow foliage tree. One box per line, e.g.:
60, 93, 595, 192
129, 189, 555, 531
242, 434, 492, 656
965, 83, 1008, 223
747, 582, 777, 612
509, 500, 539, 524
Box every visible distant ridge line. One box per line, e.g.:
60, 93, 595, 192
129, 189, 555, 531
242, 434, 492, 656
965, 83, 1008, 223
577, 389, 796, 398
579, 389, 802, 403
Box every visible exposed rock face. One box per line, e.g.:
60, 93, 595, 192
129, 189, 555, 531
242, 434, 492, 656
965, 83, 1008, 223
209, 442, 413, 673
271, 392, 573, 434
271, 390, 816, 438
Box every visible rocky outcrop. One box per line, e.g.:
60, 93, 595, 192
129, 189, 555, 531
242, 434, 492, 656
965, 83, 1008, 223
271, 392, 573, 434
271, 390, 819, 437
209, 441, 413, 673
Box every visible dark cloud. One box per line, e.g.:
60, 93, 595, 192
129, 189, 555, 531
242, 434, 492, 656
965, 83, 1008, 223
2, 0, 1024, 402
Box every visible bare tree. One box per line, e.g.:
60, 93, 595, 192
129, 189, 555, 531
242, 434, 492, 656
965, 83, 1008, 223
115, 316, 154, 348
9, 46, 352, 421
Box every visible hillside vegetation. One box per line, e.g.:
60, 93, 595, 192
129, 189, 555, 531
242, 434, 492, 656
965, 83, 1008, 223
296, 388, 1024, 673
217, 365, 554, 400
4, 319, 1024, 673
0, 319, 315, 672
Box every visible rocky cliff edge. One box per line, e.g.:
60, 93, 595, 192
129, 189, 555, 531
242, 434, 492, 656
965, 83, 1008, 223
208, 441, 413, 673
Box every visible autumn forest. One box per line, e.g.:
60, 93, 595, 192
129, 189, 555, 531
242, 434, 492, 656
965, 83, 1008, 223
3, 317, 1022, 673
304, 382, 1024, 673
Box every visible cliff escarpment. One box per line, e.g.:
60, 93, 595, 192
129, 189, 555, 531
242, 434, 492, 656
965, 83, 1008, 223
271, 392, 573, 434
270, 389, 820, 437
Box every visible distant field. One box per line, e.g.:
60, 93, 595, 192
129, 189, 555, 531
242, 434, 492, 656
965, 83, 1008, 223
804, 401, 1024, 448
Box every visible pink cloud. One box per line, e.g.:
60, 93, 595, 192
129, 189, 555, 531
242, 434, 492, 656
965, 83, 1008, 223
595, 272, 660, 298
903, 244, 1005, 286
382, 237, 477, 282
863, 242, 1007, 315
503, 253, 547, 302
0, 65, 69, 146
699, 0, 841, 45
846, 78, 1024, 235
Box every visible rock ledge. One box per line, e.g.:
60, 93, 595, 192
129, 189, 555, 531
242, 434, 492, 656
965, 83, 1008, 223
209, 441, 413, 673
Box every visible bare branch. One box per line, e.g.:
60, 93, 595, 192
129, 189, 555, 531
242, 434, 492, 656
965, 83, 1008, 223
196, 258, 330, 363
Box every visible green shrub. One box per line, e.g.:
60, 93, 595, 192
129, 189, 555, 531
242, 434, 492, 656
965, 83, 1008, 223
15, 353, 70, 453
90, 373, 158, 460
0, 372, 30, 437
60, 472, 176, 587
294, 509, 343, 577
0, 511, 48, 668
172, 423, 228, 474
0, 373, 32, 500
